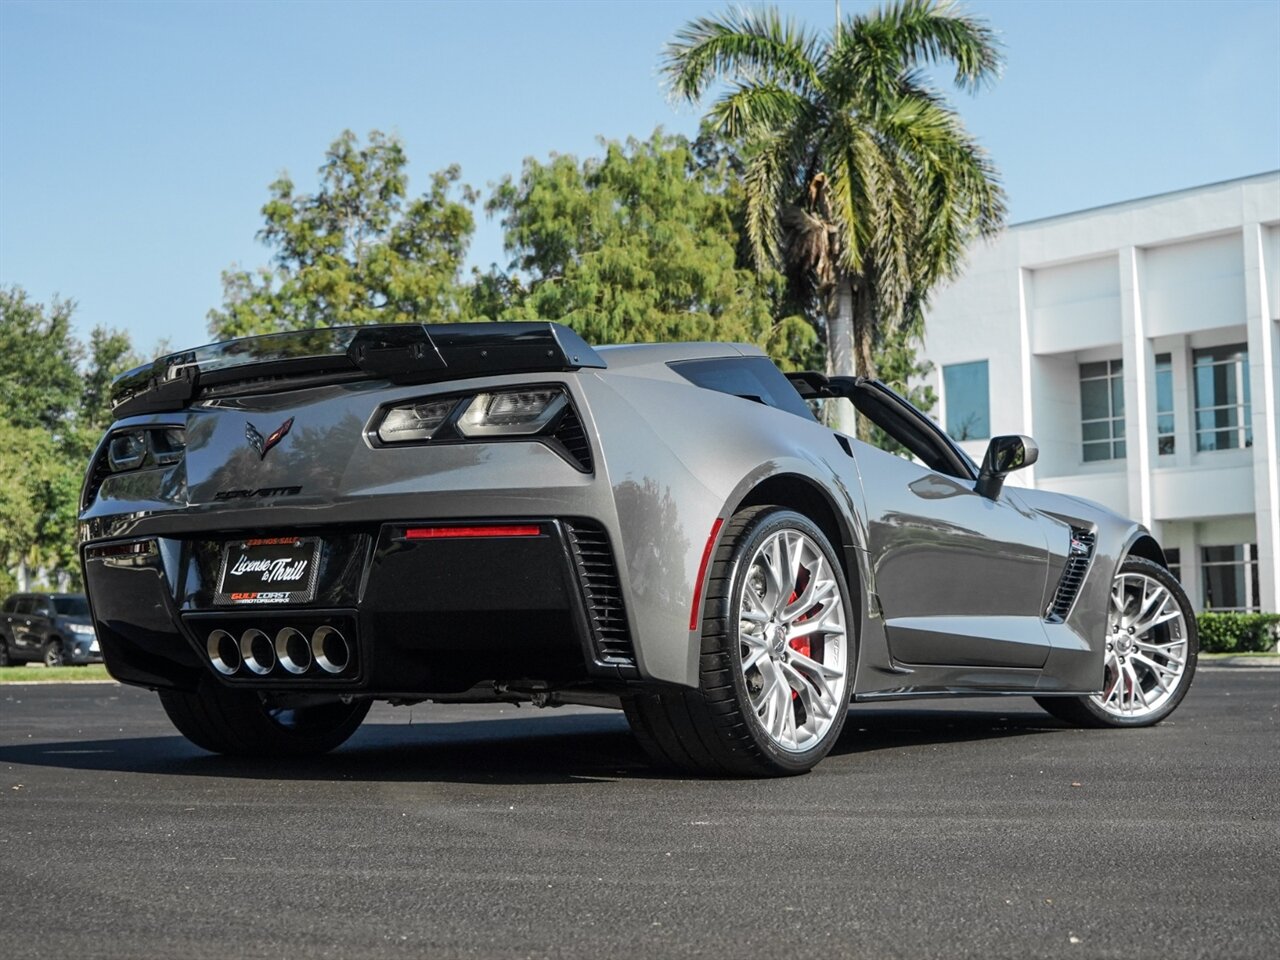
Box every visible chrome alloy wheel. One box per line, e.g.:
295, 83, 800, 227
737, 528, 849, 753
1093, 571, 1190, 719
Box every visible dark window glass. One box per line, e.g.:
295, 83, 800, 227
942, 360, 990, 441
1193, 345, 1251, 452
1080, 359, 1124, 462
1201, 543, 1260, 611
52, 597, 89, 616
669, 357, 817, 422
1155, 353, 1175, 455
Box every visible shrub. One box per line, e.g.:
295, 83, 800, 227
1196, 612, 1280, 653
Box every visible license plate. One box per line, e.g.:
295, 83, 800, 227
89, 639, 100, 653
216, 536, 321, 605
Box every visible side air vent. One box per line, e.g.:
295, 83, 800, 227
564, 520, 634, 666
551, 405, 593, 472
1046, 528, 1096, 622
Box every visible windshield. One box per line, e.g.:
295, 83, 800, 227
52, 597, 90, 617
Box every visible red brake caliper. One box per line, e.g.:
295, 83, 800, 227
786, 568, 814, 699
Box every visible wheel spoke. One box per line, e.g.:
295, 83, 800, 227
786, 605, 843, 641
782, 659, 836, 721
782, 556, 832, 621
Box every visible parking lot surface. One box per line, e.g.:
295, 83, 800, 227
1, 668, 1276, 959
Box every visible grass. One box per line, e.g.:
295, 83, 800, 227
0, 664, 114, 682
1201, 650, 1279, 660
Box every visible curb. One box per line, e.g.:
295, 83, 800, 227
1198, 656, 1280, 669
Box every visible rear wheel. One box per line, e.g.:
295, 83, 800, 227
159, 680, 370, 757
623, 507, 854, 776
0, 637, 13, 666
1036, 556, 1196, 728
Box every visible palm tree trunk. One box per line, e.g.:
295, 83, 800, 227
824, 278, 856, 434
851, 285, 879, 441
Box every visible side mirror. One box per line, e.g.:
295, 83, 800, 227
976, 435, 1038, 500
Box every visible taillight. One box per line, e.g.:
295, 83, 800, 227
456, 389, 567, 437
375, 399, 457, 443
103, 427, 185, 474
107, 431, 147, 471
372, 386, 570, 444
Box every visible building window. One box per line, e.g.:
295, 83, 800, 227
943, 360, 990, 441
1194, 345, 1251, 451
1201, 544, 1260, 611
1080, 359, 1125, 462
1155, 353, 1175, 455
1164, 547, 1181, 583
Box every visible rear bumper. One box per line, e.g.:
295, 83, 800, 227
81, 518, 639, 696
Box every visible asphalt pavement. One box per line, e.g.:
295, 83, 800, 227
1, 668, 1276, 960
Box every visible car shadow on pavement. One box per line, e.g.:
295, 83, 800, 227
0, 703, 1066, 784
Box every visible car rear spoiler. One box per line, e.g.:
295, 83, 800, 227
109, 322, 608, 418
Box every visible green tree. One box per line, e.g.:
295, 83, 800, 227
665, 0, 1005, 431
209, 130, 477, 338
0, 286, 83, 432
0, 287, 140, 589
79, 326, 141, 436
485, 131, 814, 367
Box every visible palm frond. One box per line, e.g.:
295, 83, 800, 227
708, 82, 808, 138
742, 129, 791, 271
834, 0, 1003, 99
663, 7, 821, 104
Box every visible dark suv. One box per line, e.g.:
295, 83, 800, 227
0, 593, 101, 667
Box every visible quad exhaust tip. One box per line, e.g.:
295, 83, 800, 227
207, 629, 241, 676
240, 628, 276, 675
204, 625, 351, 677
312, 625, 350, 674
275, 627, 312, 674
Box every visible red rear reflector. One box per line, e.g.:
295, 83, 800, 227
689, 517, 724, 631
86, 539, 156, 559
403, 525, 543, 540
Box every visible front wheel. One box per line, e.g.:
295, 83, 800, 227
624, 506, 854, 776
43, 641, 65, 668
1036, 556, 1197, 728
159, 680, 371, 757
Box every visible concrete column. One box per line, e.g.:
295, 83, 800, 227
1168, 336, 1193, 469
1243, 223, 1280, 612
1119, 246, 1153, 529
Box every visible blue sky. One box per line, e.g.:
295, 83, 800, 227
2, 0, 1278, 356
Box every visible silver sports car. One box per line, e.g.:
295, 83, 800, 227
80, 322, 1197, 775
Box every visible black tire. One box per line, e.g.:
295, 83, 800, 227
1036, 556, 1197, 728
623, 506, 855, 777
43, 640, 65, 668
0, 637, 13, 666
158, 679, 371, 757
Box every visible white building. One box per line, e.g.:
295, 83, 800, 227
921, 171, 1280, 613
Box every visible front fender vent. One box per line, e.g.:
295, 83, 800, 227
1046, 528, 1096, 622
564, 520, 634, 666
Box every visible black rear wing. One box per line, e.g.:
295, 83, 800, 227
110, 322, 607, 419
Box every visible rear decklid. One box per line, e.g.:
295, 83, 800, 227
110, 322, 607, 419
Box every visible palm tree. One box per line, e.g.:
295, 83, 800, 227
665, 0, 1005, 428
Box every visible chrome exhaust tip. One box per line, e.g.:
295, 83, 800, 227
240, 628, 276, 676
311, 625, 350, 674
207, 629, 241, 676
275, 627, 312, 675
